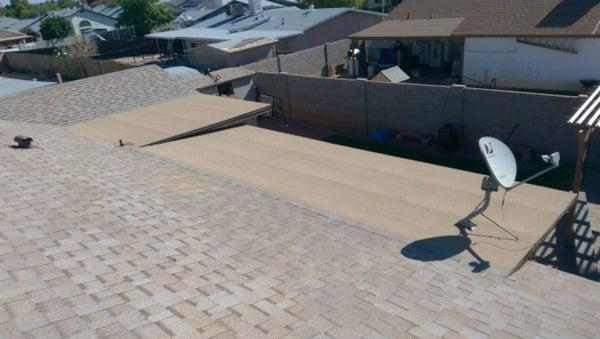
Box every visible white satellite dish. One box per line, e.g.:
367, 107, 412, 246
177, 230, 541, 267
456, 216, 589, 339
479, 137, 517, 188
457, 137, 561, 231
478, 137, 560, 191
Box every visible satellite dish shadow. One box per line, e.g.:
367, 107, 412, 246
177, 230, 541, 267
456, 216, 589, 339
401, 232, 490, 273
401, 236, 471, 261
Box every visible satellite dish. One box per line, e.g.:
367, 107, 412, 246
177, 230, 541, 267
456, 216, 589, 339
478, 136, 560, 191
458, 137, 561, 232
479, 137, 517, 189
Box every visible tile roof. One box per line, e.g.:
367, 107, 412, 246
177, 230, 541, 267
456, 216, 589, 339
387, 0, 600, 37
0, 65, 196, 126
0, 120, 598, 337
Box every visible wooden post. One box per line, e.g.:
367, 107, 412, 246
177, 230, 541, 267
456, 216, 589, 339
565, 126, 594, 247
55, 73, 63, 84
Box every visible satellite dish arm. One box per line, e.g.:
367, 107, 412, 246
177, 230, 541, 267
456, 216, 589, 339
506, 152, 560, 191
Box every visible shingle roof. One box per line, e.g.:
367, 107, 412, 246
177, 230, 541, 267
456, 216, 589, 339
387, 0, 600, 37
0, 65, 196, 125
1, 119, 598, 338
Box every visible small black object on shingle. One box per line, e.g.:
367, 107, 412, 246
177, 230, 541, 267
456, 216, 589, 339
14, 135, 33, 149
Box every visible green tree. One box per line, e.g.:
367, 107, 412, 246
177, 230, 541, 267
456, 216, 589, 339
298, 0, 364, 8
37, 0, 58, 14
4, 0, 36, 18
116, 0, 173, 35
56, 0, 77, 9
39, 16, 71, 40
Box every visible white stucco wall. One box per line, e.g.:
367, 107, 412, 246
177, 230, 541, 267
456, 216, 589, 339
68, 11, 117, 36
463, 37, 600, 91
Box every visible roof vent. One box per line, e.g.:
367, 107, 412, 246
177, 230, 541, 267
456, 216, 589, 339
226, 2, 246, 18
228, 14, 270, 33
249, 0, 262, 14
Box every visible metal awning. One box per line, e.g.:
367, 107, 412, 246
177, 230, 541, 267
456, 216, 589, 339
568, 87, 600, 127
349, 18, 464, 40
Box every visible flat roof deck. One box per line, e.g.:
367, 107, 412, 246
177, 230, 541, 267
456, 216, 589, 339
147, 125, 576, 274
69, 94, 270, 146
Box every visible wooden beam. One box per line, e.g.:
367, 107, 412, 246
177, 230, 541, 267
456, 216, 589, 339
564, 126, 595, 247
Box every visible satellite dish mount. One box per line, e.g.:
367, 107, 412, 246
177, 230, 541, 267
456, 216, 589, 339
456, 137, 560, 231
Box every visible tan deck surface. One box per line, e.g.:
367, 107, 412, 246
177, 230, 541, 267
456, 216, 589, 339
69, 94, 270, 146
147, 126, 576, 274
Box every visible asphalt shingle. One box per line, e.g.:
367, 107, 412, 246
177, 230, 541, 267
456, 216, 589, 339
0, 65, 197, 126
0, 120, 598, 338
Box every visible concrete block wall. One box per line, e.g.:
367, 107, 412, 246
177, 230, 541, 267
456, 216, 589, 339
4, 52, 133, 79
244, 57, 279, 73
278, 45, 326, 76
253, 72, 597, 166
462, 88, 582, 162
366, 81, 453, 135
287, 75, 365, 130
326, 39, 353, 71
244, 39, 351, 76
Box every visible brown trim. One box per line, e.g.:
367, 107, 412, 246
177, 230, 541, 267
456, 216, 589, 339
351, 34, 600, 40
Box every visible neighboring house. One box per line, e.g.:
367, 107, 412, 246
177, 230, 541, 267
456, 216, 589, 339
41, 8, 118, 37
176, 0, 294, 11
171, 0, 290, 28
350, 0, 600, 92
148, 2, 384, 71
0, 28, 32, 49
1, 7, 119, 39
363, 0, 401, 13
0, 16, 21, 30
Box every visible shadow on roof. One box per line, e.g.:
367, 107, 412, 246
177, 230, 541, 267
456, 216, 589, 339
537, 0, 600, 28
